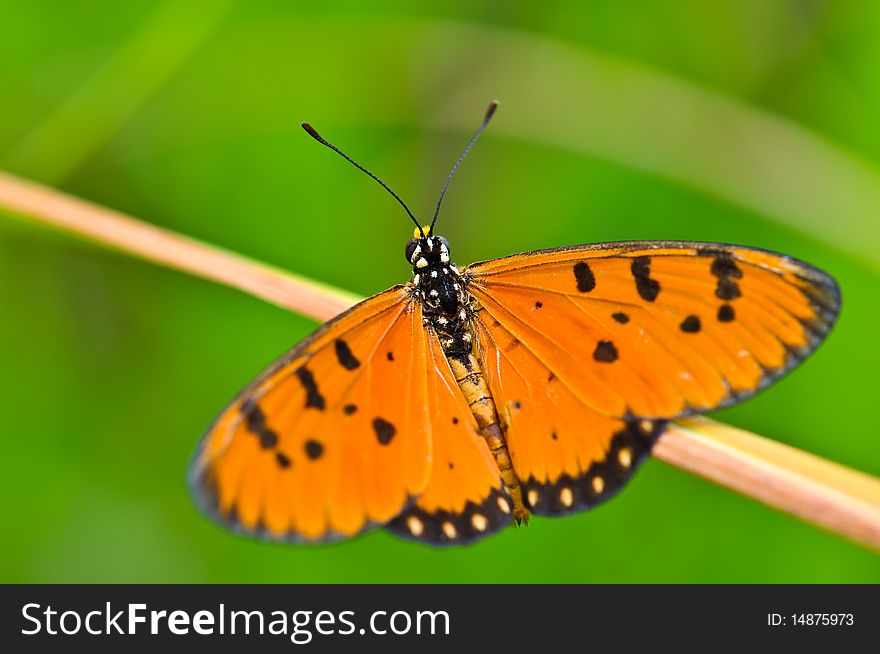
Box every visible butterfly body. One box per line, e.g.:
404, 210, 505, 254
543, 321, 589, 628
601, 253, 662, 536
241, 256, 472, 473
407, 233, 531, 526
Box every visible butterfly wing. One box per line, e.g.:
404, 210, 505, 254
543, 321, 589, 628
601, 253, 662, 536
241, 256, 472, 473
189, 286, 434, 543
385, 329, 510, 545
466, 241, 839, 516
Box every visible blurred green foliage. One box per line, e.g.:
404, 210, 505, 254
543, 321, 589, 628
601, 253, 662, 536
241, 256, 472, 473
1, 0, 878, 582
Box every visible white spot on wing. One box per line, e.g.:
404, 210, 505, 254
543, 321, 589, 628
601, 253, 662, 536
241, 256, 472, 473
560, 487, 574, 507
407, 516, 424, 536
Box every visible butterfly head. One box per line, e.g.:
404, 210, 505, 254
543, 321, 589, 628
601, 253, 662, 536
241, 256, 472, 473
406, 234, 466, 316
406, 234, 451, 270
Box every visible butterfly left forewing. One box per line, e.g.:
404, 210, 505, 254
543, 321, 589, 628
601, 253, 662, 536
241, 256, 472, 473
190, 286, 433, 542
466, 241, 839, 516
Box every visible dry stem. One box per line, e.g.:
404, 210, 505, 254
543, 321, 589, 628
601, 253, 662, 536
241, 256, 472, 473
1, 170, 878, 551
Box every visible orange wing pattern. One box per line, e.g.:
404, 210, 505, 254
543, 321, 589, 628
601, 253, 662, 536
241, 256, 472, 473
189, 286, 433, 543
386, 330, 509, 545
190, 238, 839, 542
466, 241, 839, 516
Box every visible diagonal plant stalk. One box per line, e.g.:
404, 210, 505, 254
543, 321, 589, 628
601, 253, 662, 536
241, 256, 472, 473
1, 169, 878, 551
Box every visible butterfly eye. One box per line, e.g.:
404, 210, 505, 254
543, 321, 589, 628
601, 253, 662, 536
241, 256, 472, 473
405, 238, 420, 263
437, 236, 450, 252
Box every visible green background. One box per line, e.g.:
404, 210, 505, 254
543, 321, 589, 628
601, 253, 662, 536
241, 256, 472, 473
1, 1, 878, 583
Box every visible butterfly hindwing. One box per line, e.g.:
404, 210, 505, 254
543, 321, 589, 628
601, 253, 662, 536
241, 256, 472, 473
467, 241, 839, 516
386, 329, 510, 545
189, 286, 433, 542
472, 310, 666, 516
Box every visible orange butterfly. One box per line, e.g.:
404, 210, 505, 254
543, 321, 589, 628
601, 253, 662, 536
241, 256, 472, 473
189, 102, 840, 545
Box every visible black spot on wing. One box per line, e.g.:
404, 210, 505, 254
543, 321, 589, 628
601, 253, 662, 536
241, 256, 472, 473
343, 403, 358, 415
385, 487, 512, 546
611, 312, 630, 324
334, 339, 360, 370
386, 351, 395, 362
294, 366, 325, 410
240, 399, 279, 449
593, 340, 618, 363
680, 315, 701, 333
260, 430, 278, 449
573, 261, 596, 293
304, 439, 324, 460
534, 301, 543, 309
717, 304, 735, 322
241, 398, 263, 431
631, 256, 660, 301
275, 452, 291, 469
523, 419, 666, 516
709, 254, 742, 301
372, 418, 396, 445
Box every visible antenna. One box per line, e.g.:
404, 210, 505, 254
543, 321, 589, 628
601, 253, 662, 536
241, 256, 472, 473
430, 101, 498, 234
301, 122, 424, 237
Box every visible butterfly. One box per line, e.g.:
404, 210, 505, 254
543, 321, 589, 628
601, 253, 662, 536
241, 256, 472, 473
188, 102, 840, 546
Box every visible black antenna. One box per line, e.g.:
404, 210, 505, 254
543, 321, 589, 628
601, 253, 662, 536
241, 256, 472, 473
301, 122, 424, 237
430, 100, 498, 234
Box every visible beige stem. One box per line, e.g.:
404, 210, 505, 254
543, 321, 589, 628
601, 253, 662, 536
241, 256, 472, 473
1, 170, 878, 551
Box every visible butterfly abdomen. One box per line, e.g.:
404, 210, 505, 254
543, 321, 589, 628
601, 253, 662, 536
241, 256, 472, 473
445, 347, 529, 526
